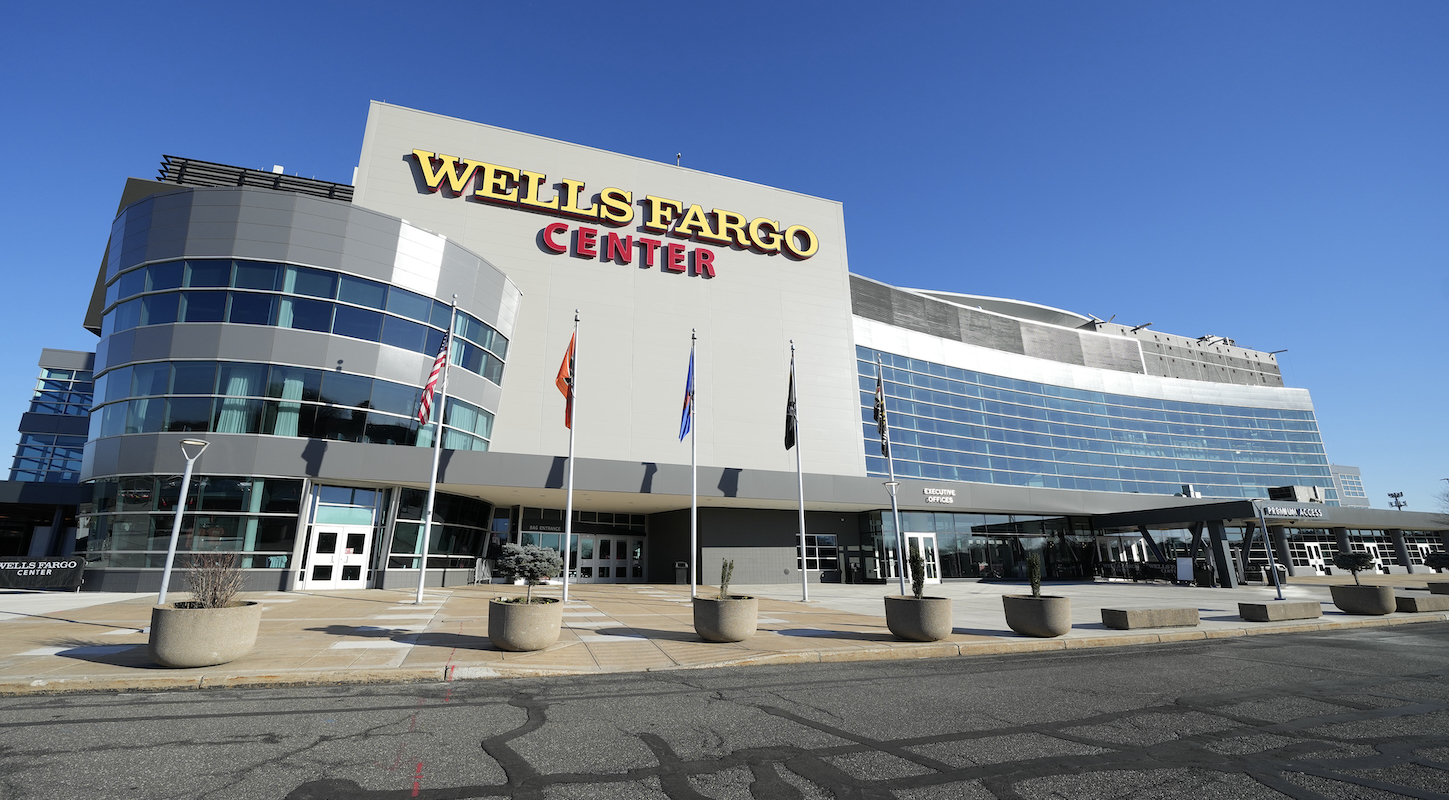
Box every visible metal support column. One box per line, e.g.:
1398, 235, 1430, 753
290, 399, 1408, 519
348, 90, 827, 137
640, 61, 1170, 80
1136, 525, 1169, 565
1206, 519, 1238, 589
1334, 527, 1351, 555
1388, 529, 1412, 573
1270, 525, 1295, 578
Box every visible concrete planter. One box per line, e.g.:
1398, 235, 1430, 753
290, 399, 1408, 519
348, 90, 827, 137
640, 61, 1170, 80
1428, 582, 1449, 595
1002, 595, 1071, 638
693, 596, 758, 642
488, 597, 563, 651
1329, 584, 1395, 616
884, 596, 953, 642
149, 601, 262, 668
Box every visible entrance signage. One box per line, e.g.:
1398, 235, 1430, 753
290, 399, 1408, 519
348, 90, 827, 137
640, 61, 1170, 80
923, 488, 956, 505
1261, 505, 1325, 519
410, 150, 821, 275
0, 557, 85, 589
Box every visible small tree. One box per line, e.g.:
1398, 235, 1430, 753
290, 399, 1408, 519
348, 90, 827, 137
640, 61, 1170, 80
1332, 551, 1375, 585
497, 543, 562, 603
907, 547, 926, 599
1027, 552, 1043, 598
719, 559, 735, 599
1424, 552, 1449, 573
185, 552, 243, 609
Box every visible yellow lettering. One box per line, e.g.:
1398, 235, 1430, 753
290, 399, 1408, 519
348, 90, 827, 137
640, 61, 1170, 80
782, 224, 819, 258
705, 209, 750, 247
642, 196, 683, 232
748, 218, 782, 253
597, 188, 634, 225
412, 150, 482, 194
559, 179, 598, 218
672, 204, 713, 239
519, 171, 559, 210
475, 163, 519, 203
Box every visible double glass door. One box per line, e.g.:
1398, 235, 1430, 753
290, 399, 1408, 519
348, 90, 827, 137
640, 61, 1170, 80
883, 533, 941, 586
304, 523, 373, 590
571, 534, 644, 583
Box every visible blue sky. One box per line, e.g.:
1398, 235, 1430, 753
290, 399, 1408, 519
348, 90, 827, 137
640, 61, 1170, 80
2, 1, 1444, 509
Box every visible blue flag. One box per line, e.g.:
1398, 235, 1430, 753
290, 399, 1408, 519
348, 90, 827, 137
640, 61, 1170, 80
679, 349, 694, 441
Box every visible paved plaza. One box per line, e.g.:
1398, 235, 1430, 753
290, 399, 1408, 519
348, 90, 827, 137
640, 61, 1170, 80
0, 576, 1444, 695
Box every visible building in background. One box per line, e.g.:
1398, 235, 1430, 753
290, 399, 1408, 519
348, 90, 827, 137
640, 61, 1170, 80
0, 349, 93, 557
1330, 464, 1371, 508
17, 101, 1441, 592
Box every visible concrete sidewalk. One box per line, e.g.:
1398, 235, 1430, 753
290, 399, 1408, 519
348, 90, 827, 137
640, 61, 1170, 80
0, 577, 1444, 696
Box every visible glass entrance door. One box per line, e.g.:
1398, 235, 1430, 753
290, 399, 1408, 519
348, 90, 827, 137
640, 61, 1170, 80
304, 523, 373, 590
571, 534, 637, 583
884, 533, 941, 585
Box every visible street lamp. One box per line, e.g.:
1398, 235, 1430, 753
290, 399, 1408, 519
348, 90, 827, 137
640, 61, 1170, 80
157, 438, 210, 606
1388, 492, 1406, 511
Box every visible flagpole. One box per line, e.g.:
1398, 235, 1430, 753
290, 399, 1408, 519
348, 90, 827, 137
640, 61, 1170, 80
690, 329, 698, 599
878, 355, 907, 596
793, 342, 809, 603
417, 295, 457, 605
562, 311, 579, 604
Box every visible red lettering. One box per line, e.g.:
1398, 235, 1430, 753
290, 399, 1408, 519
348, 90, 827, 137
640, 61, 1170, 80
576, 226, 599, 258
542, 222, 569, 254
693, 247, 715, 278
606, 232, 633, 264
637, 237, 661, 267
665, 243, 687, 273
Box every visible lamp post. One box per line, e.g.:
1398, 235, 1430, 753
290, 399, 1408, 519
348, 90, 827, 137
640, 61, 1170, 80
1388, 492, 1406, 511
157, 438, 210, 606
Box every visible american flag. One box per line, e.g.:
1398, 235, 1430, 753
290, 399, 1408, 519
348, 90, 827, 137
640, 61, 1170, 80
418, 330, 450, 425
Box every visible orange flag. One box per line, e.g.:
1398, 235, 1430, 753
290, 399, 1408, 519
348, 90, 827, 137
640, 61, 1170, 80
556, 332, 576, 428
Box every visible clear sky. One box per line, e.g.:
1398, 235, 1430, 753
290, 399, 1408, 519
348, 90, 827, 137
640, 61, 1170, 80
2, 1, 1444, 510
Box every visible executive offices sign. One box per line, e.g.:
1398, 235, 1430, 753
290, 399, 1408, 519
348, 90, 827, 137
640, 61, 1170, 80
0, 557, 86, 589
409, 149, 821, 276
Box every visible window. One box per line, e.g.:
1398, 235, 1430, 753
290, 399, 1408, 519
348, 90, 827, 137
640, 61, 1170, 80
797, 534, 839, 571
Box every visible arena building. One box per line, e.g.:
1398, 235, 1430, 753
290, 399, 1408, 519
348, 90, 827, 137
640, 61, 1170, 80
57, 102, 1445, 592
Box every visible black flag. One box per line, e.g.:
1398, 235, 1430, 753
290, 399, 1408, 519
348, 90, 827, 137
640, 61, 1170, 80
784, 353, 798, 450
874, 363, 889, 458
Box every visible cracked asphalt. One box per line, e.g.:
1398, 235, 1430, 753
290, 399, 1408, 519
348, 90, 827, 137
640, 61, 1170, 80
0, 622, 1446, 799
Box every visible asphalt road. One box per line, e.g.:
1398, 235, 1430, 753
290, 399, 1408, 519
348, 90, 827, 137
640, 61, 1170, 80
1, 624, 1447, 799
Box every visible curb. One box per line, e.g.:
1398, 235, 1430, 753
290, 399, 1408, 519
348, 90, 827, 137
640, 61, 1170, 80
2, 611, 1445, 697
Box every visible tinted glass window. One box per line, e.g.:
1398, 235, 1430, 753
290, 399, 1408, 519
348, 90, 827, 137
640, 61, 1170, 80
104, 367, 131, 403
338, 275, 387, 309
266, 365, 321, 401
233, 262, 280, 291
186, 260, 231, 287
113, 298, 142, 332
130, 363, 169, 396
117, 268, 147, 301
380, 316, 426, 352
431, 301, 452, 329
141, 293, 179, 325
386, 287, 431, 322
171, 362, 216, 394
228, 292, 274, 325
315, 406, 366, 442
147, 262, 183, 291
165, 397, 213, 432
286, 266, 336, 298
281, 298, 332, 332
319, 372, 372, 408
259, 479, 303, 514
216, 363, 267, 396
369, 381, 418, 416
332, 305, 383, 341
366, 412, 415, 446
182, 291, 226, 322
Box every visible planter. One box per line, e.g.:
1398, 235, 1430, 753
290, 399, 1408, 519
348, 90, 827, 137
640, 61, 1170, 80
1329, 584, 1395, 616
149, 601, 262, 668
1002, 595, 1071, 638
488, 597, 563, 651
693, 596, 758, 642
884, 596, 953, 642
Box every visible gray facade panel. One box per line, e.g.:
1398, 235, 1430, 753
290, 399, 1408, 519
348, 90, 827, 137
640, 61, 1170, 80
1020, 324, 1086, 366
959, 306, 1026, 354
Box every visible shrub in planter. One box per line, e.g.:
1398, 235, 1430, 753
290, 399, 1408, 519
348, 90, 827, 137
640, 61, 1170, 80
884, 547, 952, 642
1001, 553, 1071, 638
489, 544, 564, 652
1425, 553, 1449, 574
149, 552, 262, 668
694, 559, 758, 642
1329, 551, 1394, 615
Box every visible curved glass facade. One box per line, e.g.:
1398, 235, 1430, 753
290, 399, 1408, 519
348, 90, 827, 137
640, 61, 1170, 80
89, 359, 493, 451
100, 259, 507, 384
858, 346, 1335, 500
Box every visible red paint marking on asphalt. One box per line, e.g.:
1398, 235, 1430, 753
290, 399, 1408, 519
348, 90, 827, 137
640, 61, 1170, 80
443, 685, 453, 703
411, 762, 423, 796
384, 743, 406, 772
408, 714, 417, 732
